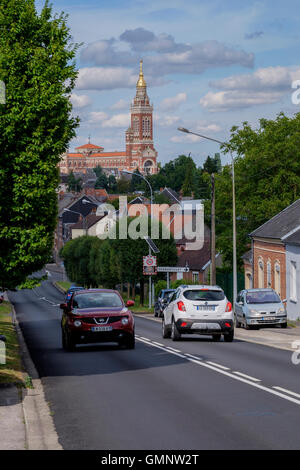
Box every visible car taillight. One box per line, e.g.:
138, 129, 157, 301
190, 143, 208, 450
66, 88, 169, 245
177, 301, 186, 312
225, 301, 232, 312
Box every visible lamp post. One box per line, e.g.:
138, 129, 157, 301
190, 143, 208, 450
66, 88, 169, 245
122, 170, 154, 308
177, 127, 237, 305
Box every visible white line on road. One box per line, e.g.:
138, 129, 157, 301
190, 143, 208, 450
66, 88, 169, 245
232, 371, 261, 382
166, 347, 182, 353
206, 361, 230, 370
152, 341, 164, 346
185, 353, 203, 361
272, 386, 300, 399
136, 337, 300, 407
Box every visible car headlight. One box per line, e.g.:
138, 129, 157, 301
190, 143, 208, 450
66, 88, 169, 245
277, 307, 285, 314
74, 320, 82, 327
249, 309, 260, 316
121, 317, 129, 325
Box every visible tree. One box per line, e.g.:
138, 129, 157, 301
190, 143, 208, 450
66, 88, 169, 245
129, 168, 143, 193
67, 170, 82, 192
181, 158, 196, 196
0, 0, 79, 289
107, 174, 117, 193
214, 113, 300, 267
95, 173, 108, 189
117, 176, 131, 194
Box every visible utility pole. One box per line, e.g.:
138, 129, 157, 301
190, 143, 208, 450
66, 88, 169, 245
211, 173, 216, 285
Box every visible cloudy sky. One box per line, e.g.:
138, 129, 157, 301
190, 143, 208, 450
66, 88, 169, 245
37, 0, 300, 166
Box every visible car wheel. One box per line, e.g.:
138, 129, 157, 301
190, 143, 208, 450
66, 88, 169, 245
162, 318, 171, 338
224, 331, 234, 342
235, 315, 241, 328
171, 318, 181, 341
63, 329, 76, 351
280, 322, 287, 329
212, 334, 221, 342
125, 334, 135, 349
154, 310, 158, 317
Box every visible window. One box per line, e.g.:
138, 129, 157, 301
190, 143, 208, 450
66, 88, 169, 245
258, 258, 264, 288
133, 117, 139, 135
267, 260, 271, 287
246, 290, 281, 304
183, 289, 225, 301
274, 262, 280, 296
290, 261, 297, 302
192, 272, 199, 283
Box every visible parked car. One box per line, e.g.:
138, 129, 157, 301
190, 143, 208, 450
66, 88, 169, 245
162, 285, 234, 342
65, 286, 85, 302
60, 289, 135, 351
154, 289, 175, 317
0, 292, 4, 303
235, 288, 287, 329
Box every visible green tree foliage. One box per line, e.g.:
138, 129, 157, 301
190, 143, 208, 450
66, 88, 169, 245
60, 216, 178, 294
67, 170, 82, 192
107, 174, 117, 193
213, 113, 300, 267
129, 168, 143, 192
0, 0, 79, 289
117, 176, 131, 194
181, 158, 196, 196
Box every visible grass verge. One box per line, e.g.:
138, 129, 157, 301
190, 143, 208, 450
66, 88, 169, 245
0, 301, 24, 385
55, 281, 71, 293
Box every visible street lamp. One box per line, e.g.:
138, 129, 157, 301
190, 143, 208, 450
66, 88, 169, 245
122, 169, 154, 309
177, 127, 237, 305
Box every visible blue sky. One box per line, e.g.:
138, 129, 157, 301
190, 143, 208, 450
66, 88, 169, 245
36, 0, 300, 166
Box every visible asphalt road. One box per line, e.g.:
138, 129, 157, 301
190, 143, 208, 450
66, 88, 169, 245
9, 280, 300, 450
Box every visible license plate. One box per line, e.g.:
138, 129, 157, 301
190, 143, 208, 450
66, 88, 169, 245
191, 322, 221, 330
91, 326, 113, 332
195, 305, 215, 311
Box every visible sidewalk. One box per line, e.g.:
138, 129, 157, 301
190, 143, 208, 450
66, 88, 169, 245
135, 313, 300, 352
0, 294, 62, 450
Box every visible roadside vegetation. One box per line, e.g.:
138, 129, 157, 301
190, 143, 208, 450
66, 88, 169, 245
60, 216, 178, 306
0, 301, 24, 385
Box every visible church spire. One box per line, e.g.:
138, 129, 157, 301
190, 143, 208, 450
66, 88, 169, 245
136, 59, 146, 88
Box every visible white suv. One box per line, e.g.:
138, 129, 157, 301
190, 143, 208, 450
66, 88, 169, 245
162, 285, 234, 342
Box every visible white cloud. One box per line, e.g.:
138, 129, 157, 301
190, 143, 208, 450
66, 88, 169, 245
195, 122, 222, 133
110, 99, 128, 110
70, 93, 92, 109
88, 111, 108, 123
101, 113, 131, 128
160, 92, 187, 111
155, 113, 181, 127
76, 67, 137, 91
170, 134, 202, 143
200, 65, 300, 111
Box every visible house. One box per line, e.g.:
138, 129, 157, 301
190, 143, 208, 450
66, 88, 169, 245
71, 212, 106, 239
243, 199, 300, 319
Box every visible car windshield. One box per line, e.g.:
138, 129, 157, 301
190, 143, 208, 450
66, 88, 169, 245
183, 289, 225, 301
246, 291, 281, 304
73, 292, 123, 309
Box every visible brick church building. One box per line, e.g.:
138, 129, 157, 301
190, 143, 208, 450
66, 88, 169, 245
59, 61, 158, 176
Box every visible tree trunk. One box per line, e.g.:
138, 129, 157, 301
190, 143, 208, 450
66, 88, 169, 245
140, 279, 144, 306
132, 283, 136, 300
127, 282, 130, 299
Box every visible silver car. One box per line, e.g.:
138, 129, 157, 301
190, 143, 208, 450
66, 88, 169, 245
235, 288, 287, 330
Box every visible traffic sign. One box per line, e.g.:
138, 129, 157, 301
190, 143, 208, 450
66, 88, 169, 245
157, 266, 189, 273
143, 255, 157, 275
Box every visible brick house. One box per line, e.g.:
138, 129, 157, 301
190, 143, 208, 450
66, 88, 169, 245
243, 199, 300, 318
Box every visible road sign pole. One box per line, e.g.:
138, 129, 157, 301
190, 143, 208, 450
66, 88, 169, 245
167, 272, 170, 289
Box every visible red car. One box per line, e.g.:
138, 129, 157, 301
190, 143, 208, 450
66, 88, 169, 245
60, 289, 135, 351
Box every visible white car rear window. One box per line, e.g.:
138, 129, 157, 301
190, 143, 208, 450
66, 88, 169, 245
183, 290, 225, 301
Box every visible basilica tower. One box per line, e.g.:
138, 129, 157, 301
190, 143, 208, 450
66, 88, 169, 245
125, 60, 157, 174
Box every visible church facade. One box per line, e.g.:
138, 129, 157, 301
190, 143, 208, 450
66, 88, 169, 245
58, 61, 158, 176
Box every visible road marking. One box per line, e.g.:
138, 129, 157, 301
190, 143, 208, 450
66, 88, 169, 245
232, 371, 261, 382
272, 386, 300, 399
206, 361, 230, 370
166, 347, 182, 353
185, 353, 203, 361
139, 336, 151, 341
152, 341, 164, 346
136, 336, 300, 407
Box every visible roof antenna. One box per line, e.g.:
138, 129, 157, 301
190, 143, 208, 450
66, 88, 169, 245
88, 134, 91, 144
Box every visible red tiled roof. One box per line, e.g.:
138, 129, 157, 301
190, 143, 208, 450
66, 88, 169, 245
75, 143, 104, 150
88, 151, 126, 157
